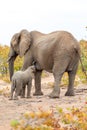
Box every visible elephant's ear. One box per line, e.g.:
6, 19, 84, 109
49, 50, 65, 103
19, 29, 31, 57
11, 33, 20, 47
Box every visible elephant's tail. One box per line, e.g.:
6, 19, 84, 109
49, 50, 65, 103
75, 47, 87, 79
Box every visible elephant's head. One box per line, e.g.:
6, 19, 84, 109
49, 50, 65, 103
8, 29, 32, 80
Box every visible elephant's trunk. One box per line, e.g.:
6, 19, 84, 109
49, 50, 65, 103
8, 47, 18, 80
8, 56, 15, 81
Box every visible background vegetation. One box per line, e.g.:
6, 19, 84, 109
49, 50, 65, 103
10, 105, 87, 130
0, 44, 23, 82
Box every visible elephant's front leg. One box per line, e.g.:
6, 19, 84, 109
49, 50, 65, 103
33, 70, 43, 96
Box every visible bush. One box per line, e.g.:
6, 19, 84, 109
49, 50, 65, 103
0, 45, 23, 82
10, 104, 87, 130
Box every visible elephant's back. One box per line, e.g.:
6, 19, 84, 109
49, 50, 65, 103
12, 71, 23, 80
54, 31, 80, 53
33, 30, 80, 57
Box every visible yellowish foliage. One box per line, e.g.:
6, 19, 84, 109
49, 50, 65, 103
0, 44, 23, 82
10, 103, 87, 130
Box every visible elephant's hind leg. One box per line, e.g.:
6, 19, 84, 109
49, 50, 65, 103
49, 72, 63, 98
65, 71, 75, 96
65, 62, 79, 96
49, 61, 65, 98
49, 58, 70, 98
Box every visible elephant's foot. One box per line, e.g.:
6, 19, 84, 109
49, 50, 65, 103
9, 95, 18, 100
14, 95, 18, 100
14, 97, 18, 100
21, 95, 25, 98
20, 93, 25, 98
49, 91, 60, 98
26, 96, 32, 98
65, 89, 75, 96
9, 97, 13, 100
9, 95, 13, 100
33, 91, 43, 96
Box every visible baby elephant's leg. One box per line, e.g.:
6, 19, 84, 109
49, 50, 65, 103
14, 89, 19, 100
9, 83, 15, 100
21, 85, 26, 98
26, 81, 32, 98
14, 82, 22, 100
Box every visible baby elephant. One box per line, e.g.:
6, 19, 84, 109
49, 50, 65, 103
9, 65, 36, 100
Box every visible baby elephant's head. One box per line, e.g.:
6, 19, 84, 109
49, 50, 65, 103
29, 65, 36, 78
30, 65, 36, 73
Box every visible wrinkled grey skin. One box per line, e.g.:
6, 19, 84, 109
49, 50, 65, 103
8, 29, 81, 98
9, 65, 35, 100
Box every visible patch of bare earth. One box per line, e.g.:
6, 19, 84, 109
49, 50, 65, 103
0, 73, 87, 130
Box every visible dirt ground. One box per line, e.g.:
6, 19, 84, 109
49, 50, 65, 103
0, 73, 87, 130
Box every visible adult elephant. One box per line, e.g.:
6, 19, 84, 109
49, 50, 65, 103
8, 29, 80, 98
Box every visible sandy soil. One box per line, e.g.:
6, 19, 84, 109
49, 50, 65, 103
0, 73, 87, 130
